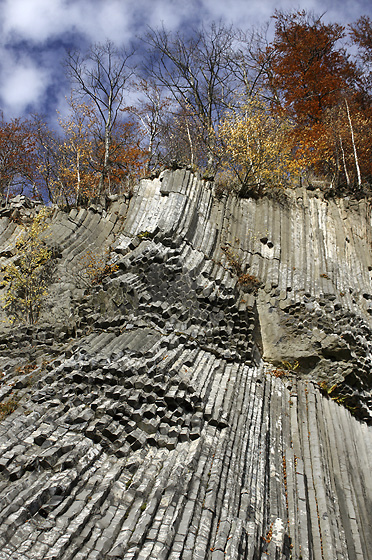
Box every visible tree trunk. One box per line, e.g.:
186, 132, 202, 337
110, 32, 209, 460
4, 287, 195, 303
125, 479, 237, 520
345, 98, 362, 188
76, 151, 81, 204
185, 120, 194, 166
99, 91, 113, 197
339, 135, 350, 187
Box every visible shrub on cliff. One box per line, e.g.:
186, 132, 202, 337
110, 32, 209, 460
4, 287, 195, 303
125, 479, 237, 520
1, 208, 54, 324
76, 247, 118, 289
218, 94, 302, 196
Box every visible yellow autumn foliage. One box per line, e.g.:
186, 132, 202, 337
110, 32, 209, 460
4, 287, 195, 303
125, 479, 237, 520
56, 99, 99, 203
77, 247, 118, 288
219, 95, 303, 192
1, 208, 53, 324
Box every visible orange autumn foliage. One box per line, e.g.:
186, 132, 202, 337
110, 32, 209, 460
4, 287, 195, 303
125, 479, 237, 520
42, 100, 148, 205
265, 11, 371, 185
0, 114, 39, 200
269, 11, 355, 126
94, 119, 148, 194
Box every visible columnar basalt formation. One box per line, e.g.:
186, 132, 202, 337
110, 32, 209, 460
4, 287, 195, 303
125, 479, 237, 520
0, 171, 371, 559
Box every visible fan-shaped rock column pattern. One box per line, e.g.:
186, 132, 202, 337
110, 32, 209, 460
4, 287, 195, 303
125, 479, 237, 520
0, 171, 371, 559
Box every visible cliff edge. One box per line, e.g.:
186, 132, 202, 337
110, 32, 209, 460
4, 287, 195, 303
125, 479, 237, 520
0, 169, 371, 559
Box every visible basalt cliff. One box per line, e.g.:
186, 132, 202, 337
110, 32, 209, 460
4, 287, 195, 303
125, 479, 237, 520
0, 169, 371, 560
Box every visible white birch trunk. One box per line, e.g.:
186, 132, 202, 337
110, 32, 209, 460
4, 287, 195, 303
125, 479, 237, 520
345, 98, 362, 188
339, 135, 350, 186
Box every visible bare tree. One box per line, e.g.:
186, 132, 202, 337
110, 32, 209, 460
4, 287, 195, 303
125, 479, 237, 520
228, 24, 276, 100
65, 40, 135, 195
144, 23, 238, 171
160, 102, 207, 168
129, 78, 172, 172
32, 116, 63, 204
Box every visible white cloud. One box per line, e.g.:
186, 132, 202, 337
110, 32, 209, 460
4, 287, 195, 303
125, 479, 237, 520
1, 0, 77, 43
144, 0, 202, 30
72, 0, 135, 46
1, 0, 370, 48
1, 0, 206, 47
0, 0, 205, 119
0, 54, 50, 117
0, 0, 370, 121
195, 0, 371, 29
1, 0, 150, 47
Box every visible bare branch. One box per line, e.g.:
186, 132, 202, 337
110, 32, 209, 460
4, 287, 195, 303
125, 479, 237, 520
65, 41, 135, 194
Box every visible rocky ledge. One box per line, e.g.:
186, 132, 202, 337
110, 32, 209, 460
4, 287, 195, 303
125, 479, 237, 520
0, 170, 371, 559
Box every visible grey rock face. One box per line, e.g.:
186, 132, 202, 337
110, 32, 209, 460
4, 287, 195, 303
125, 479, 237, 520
0, 170, 371, 559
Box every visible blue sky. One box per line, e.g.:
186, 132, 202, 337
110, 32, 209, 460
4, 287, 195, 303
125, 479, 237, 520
0, 0, 371, 124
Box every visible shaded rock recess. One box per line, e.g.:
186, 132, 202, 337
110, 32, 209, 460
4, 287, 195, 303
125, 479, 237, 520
0, 170, 371, 559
